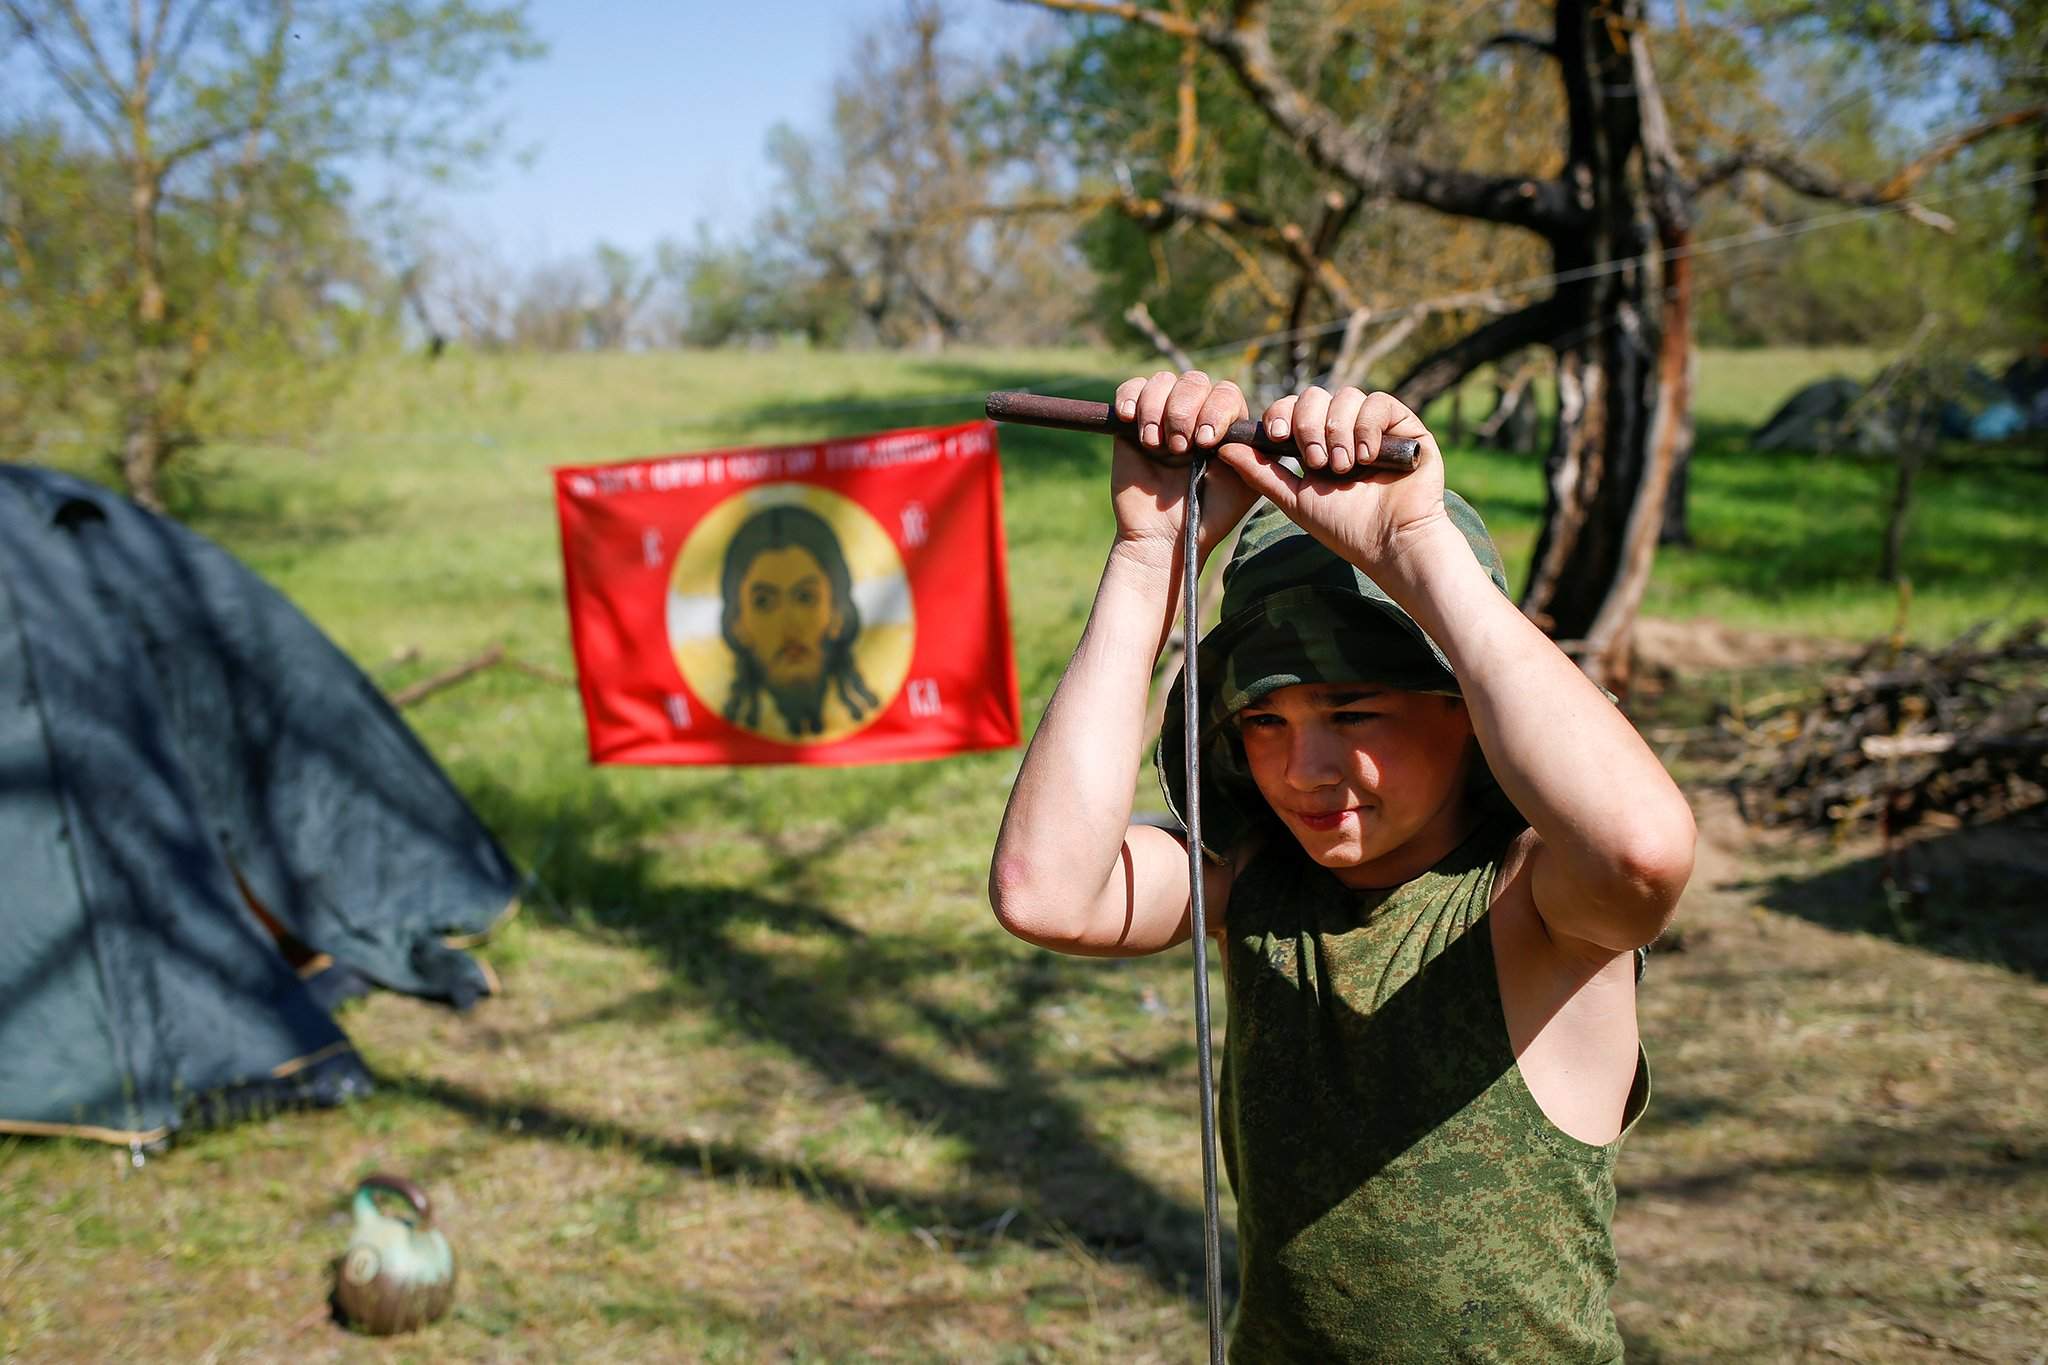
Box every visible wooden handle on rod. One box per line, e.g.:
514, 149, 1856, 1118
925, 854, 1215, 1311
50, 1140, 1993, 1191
984, 391, 1422, 475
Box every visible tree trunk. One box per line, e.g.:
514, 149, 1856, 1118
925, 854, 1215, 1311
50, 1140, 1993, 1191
1659, 455, 1693, 546
1520, 1, 1693, 691
124, 112, 170, 511
2033, 120, 2048, 339
1028, 0, 1727, 692
1880, 401, 1928, 584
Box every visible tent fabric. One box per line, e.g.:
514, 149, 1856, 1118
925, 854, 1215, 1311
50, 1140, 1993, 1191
1749, 377, 1895, 454
0, 466, 520, 1142
1754, 360, 2048, 456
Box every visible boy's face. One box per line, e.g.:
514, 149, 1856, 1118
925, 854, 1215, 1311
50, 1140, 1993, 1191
1235, 682, 1476, 885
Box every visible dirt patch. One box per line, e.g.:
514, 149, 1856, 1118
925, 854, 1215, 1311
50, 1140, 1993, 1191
1615, 790, 2048, 1362
1632, 615, 1853, 677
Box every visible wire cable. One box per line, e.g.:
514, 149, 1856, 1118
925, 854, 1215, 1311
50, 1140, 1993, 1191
1181, 451, 1226, 1365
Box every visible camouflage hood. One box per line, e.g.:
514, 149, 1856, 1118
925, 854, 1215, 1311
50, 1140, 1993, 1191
1156, 492, 1511, 861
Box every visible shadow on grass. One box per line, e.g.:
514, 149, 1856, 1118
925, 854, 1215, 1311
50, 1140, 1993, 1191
435, 772, 1230, 1305
1621, 1117, 2046, 1198
163, 459, 400, 558
1746, 811, 2048, 981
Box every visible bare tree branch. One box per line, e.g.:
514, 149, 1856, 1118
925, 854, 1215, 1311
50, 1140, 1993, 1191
145, 0, 173, 76
1198, 221, 1287, 309
1873, 102, 2045, 197
1143, 189, 1362, 308
1691, 104, 2047, 232
1328, 312, 1420, 392
3, 3, 123, 142
1277, 188, 1362, 383
157, 0, 218, 87
1171, 22, 1197, 183
1482, 30, 1555, 57
1731, 2, 2005, 47
1010, 0, 1201, 41
1124, 300, 1194, 368
54, 0, 124, 105
1209, 7, 1580, 233
1474, 361, 1541, 440
1015, 0, 1581, 233
960, 186, 1361, 311
1392, 296, 1567, 409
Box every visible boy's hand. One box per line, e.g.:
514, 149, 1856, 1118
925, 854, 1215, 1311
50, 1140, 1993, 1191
1213, 386, 1449, 577
1109, 371, 1259, 567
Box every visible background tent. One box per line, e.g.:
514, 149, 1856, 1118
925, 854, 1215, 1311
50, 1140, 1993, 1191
0, 466, 520, 1145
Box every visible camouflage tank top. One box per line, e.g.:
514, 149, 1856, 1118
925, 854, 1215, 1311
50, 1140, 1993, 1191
1219, 816, 1649, 1363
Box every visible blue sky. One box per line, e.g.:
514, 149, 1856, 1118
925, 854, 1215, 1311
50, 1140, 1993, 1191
404, 0, 1029, 260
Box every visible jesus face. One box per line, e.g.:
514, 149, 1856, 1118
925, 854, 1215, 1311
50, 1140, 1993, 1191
731, 545, 843, 689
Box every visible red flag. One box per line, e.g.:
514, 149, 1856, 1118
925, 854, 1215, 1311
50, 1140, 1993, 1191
554, 419, 1020, 766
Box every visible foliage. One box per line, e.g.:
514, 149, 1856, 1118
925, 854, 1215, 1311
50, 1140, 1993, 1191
644, 230, 811, 349
981, 1, 2043, 365
0, 0, 540, 503
1688, 3, 2047, 346
996, 0, 1551, 371
1, 118, 386, 454
746, 1, 1092, 348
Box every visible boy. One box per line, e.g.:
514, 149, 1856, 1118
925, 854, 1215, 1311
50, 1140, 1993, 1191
988, 371, 1696, 1361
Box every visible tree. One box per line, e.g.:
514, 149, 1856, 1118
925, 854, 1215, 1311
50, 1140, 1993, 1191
642, 229, 810, 348
756, 0, 1089, 348
1005, 0, 2041, 687
1724, 0, 2048, 338
1, 0, 538, 507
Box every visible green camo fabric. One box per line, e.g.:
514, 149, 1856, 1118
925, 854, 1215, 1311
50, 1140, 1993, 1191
1220, 816, 1650, 1362
1159, 493, 1512, 860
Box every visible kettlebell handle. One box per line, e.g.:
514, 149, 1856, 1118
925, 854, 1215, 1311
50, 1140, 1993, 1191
357, 1172, 434, 1226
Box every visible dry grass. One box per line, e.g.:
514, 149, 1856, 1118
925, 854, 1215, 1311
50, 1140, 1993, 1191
1613, 797, 2048, 1363
9, 791, 2039, 1363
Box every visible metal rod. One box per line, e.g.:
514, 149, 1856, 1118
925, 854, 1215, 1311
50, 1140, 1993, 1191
985, 391, 1422, 475
1182, 454, 1226, 1365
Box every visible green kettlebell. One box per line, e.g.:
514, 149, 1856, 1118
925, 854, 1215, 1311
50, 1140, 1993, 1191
334, 1173, 457, 1334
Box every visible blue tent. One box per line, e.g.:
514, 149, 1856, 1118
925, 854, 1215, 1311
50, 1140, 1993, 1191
0, 466, 519, 1144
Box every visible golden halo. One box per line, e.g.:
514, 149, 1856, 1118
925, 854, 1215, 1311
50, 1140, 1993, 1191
667, 484, 914, 744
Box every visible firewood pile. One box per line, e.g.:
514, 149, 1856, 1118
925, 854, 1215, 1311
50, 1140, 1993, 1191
1724, 621, 2048, 831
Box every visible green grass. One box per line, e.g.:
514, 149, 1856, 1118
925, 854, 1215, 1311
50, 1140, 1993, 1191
3, 344, 2043, 1362
1425, 346, 2047, 639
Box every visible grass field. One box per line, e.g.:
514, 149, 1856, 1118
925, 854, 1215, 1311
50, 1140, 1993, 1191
2, 346, 2044, 1362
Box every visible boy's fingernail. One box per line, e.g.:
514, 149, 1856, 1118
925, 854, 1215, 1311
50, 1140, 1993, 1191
1169, 433, 1188, 453
1269, 419, 1288, 437
1119, 400, 1136, 418
1330, 445, 1349, 464
1142, 423, 1159, 445
1305, 443, 1325, 466
1196, 424, 1214, 445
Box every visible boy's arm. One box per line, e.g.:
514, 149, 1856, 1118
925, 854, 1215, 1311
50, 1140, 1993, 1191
1216, 387, 1694, 958
988, 539, 1229, 956
1383, 521, 1695, 955
989, 371, 1254, 957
